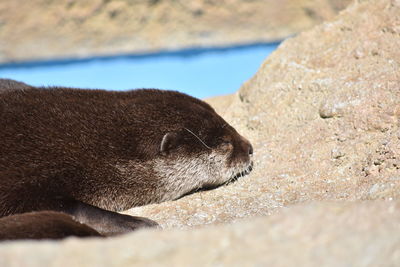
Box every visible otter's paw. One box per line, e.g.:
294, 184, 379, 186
101, 214, 160, 236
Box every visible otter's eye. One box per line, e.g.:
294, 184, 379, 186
220, 140, 233, 150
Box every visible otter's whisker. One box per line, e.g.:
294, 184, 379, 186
184, 128, 212, 150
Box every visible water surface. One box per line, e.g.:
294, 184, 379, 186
0, 43, 279, 99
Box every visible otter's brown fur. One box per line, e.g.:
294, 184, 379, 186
0, 211, 102, 240
0, 79, 253, 239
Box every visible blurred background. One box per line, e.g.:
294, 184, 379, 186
0, 0, 351, 98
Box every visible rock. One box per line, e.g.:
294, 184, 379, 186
0, 0, 352, 63
129, 0, 400, 228
205, 94, 234, 116
1, 0, 400, 265
1, 201, 400, 266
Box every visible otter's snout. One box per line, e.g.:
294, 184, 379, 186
248, 143, 254, 156
240, 137, 253, 158
228, 135, 253, 169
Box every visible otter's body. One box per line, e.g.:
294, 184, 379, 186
0, 79, 253, 240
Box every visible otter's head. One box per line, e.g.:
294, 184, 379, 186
147, 91, 254, 202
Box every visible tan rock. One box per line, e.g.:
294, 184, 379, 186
1, 201, 400, 266
205, 94, 234, 116
0, 0, 351, 63
1, 0, 400, 265
128, 0, 400, 229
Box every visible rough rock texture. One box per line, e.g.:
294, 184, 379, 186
1, 0, 400, 265
1, 201, 400, 267
0, 0, 351, 63
128, 0, 400, 229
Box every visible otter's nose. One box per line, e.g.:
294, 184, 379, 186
248, 144, 253, 156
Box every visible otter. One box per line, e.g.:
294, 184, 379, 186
0, 79, 253, 240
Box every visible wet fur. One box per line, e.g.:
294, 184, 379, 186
0, 79, 253, 240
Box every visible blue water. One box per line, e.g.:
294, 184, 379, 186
0, 43, 279, 99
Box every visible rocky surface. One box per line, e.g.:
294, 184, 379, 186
1, 201, 400, 267
1, 0, 400, 265
128, 0, 400, 229
0, 0, 351, 63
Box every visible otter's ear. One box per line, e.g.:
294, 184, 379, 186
160, 132, 181, 154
